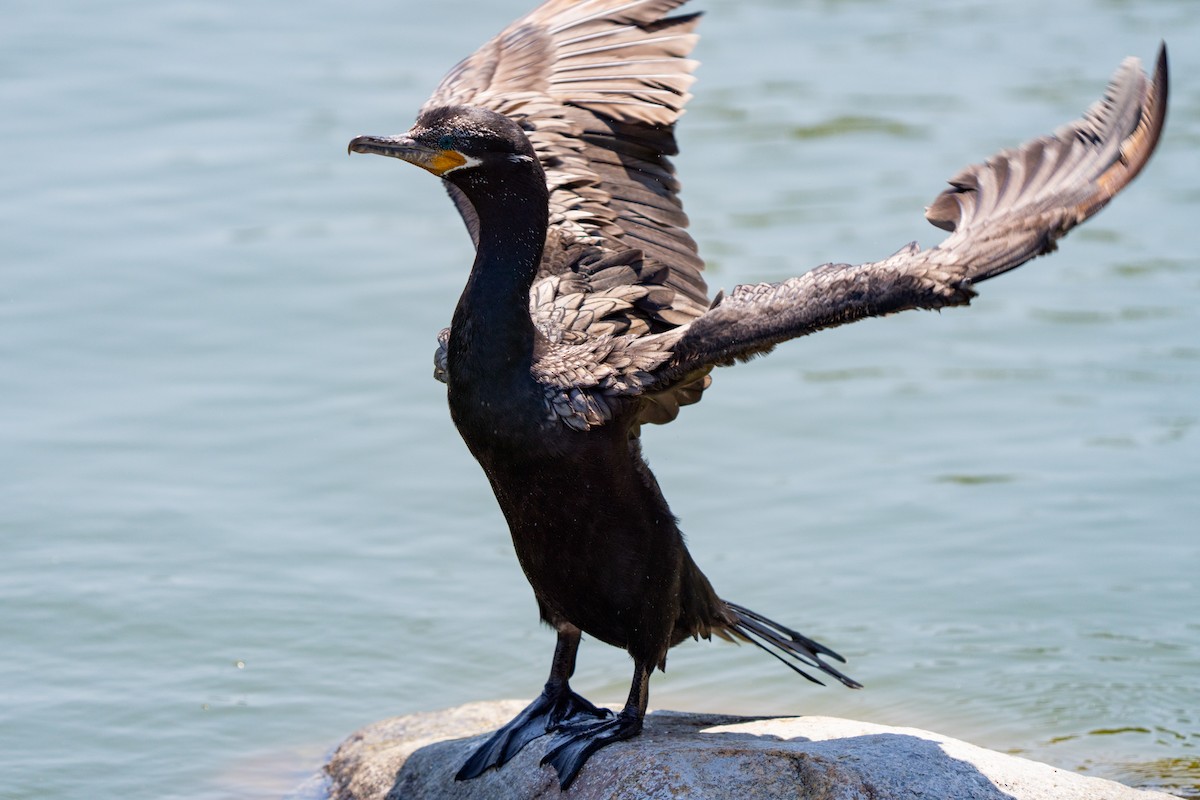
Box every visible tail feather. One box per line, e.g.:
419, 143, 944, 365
724, 601, 862, 690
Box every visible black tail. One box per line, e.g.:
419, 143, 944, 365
724, 601, 862, 689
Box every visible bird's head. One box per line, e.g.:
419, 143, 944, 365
348, 106, 540, 189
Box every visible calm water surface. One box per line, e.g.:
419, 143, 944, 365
3, 0, 1198, 798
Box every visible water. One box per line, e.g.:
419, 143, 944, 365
3, 0, 1198, 797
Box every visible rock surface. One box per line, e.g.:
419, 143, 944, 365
326, 700, 1179, 800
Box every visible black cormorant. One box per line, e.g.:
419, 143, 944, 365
348, 0, 1167, 789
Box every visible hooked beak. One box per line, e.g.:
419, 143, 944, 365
347, 134, 469, 177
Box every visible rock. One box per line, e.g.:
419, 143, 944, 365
326, 700, 1179, 800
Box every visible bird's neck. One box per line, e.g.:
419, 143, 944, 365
449, 171, 549, 384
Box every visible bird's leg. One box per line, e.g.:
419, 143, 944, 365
455, 626, 610, 781
541, 658, 651, 790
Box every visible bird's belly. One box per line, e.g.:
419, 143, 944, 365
485, 453, 686, 656
447, 377, 687, 657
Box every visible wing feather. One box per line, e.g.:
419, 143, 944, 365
421, 0, 711, 423
648, 46, 1168, 389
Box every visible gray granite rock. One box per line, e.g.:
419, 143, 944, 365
326, 700, 1179, 800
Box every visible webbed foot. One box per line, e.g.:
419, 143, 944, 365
541, 709, 643, 789
455, 688, 610, 781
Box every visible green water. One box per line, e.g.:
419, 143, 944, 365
3, 0, 1198, 797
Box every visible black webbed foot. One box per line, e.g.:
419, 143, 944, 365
540, 709, 643, 789
455, 688, 611, 781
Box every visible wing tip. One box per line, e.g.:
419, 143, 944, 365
1089, 41, 1169, 211
924, 43, 1169, 236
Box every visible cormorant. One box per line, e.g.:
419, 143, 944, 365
348, 0, 1167, 789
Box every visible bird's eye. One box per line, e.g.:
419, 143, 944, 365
437, 134, 455, 151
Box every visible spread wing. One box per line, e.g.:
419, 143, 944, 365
532, 46, 1167, 431
423, 0, 714, 424
644, 46, 1169, 390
